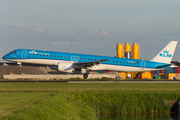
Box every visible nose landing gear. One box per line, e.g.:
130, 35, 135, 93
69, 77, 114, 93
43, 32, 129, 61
17, 62, 22, 72
18, 68, 22, 72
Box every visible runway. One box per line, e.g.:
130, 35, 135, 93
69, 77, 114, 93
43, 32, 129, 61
68, 81, 180, 83
1, 80, 180, 83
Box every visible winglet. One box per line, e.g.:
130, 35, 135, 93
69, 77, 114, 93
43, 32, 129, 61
151, 41, 178, 64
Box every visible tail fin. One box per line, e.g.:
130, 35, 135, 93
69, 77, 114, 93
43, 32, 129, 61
151, 41, 178, 64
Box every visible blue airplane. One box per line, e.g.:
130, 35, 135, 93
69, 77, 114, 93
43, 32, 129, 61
2, 41, 178, 79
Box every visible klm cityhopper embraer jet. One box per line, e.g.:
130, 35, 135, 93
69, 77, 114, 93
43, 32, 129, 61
2, 41, 178, 79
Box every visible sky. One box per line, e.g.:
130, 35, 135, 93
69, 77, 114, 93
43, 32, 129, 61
0, 0, 180, 62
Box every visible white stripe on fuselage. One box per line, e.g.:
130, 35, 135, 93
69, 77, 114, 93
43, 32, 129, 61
5, 59, 160, 72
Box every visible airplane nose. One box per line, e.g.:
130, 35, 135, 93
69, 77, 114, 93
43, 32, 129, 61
2, 54, 8, 60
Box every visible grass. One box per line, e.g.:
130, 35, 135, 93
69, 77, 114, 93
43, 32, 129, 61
0, 92, 55, 119
96, 114, 171, 120
1, 83, 180, 92
1, 83, 180, 119
2, 91, 178, 120
4, 92, 96, 120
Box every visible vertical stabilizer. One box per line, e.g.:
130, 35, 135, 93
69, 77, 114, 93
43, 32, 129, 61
151, 41, 178, 64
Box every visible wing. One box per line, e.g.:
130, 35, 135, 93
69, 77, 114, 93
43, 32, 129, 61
73, 59, 108, 69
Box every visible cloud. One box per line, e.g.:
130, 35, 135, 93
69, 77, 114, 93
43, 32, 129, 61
51, 41, 79, 46
13, 23, 23, 27
52, 41, 70, 46
73, 28, 110, 38
12, 24, 44, 33
33, 26, 44, 32
84, 29, 95, 36
97, 28, 109, 37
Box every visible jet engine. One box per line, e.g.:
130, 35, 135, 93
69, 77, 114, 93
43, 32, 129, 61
58, 62, 74, 73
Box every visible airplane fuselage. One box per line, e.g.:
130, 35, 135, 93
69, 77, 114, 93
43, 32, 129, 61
3, 49, 173, 72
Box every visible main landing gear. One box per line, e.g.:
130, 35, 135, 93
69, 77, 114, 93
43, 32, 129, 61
81, 68, 89, 79
83, 73, 88, 79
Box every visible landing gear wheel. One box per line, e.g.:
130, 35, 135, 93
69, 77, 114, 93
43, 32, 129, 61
83, 73, 88, 79
18, 68, 22, 72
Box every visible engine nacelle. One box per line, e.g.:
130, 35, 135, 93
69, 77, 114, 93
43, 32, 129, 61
58, 62, 74, 73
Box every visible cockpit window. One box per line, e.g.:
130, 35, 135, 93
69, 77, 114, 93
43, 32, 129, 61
10, 51, 16, 54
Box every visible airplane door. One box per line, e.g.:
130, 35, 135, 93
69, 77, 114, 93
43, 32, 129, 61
141, 61, 145, 70
71, 56, 75, 61
71, 56, 79, 61
21, 50, 27, 59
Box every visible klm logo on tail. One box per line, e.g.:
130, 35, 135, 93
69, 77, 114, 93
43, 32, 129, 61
159, 50, 172, 58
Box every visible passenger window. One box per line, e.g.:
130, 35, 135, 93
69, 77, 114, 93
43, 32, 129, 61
64, 56, 66, 58
137, 62, 139, 65
39, 54, 41, 56
116, 61, 118, 63
54, 56, 56, 57
61, 56, 63, 58
88, 59, 89, 60
68, 57, 69, 58
46, 55, 48, 57
57, 56, 59, 58
113, 61, 114, 63
80, 58, 82, 60
43, 55, 45, 56
123, 62, 125, 64
29, 53, 31, 55
84, 58, 86, 60
50, 55, 52, 57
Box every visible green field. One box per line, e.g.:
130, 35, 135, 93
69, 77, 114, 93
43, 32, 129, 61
1, 83, 180, 120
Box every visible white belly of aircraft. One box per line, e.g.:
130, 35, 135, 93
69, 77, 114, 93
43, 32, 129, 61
102, 64, 159, 72
5, 59, 65, 65
6, 59, 159, 72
